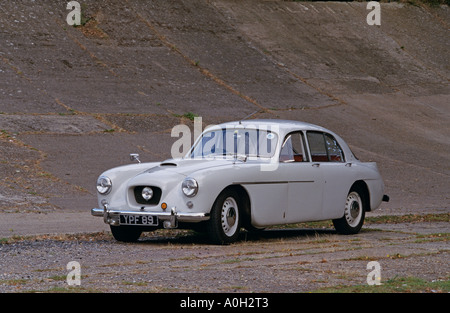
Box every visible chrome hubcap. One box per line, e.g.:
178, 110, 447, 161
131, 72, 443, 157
350, 201, 360, 219
221, 197, 239, 237
345, 192, 362, 227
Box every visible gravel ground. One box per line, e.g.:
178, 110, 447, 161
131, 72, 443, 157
1, 219, 448, 293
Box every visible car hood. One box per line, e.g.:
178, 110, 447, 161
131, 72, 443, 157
145, 158, 234, 177
126, 158, 234, 188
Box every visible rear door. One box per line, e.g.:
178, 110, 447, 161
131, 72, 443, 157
306, 131, 354, 219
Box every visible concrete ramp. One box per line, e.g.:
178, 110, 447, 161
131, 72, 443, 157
0, 1, 448, 223
214, 1, 448, 96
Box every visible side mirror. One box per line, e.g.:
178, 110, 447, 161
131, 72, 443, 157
130, 153, 141, 164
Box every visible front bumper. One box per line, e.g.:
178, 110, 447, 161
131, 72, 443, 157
91, 207, 210, 228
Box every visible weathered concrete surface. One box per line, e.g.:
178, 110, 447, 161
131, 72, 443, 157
0, 0, 449, 236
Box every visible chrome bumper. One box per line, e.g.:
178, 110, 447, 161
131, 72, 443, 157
91, 207, 210, 228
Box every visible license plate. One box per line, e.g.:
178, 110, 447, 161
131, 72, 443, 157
119, 214, 158, 226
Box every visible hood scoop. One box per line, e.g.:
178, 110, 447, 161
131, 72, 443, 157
160, 162, 177, 167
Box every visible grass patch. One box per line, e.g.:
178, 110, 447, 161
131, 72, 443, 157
269, 213, 449, 230
48, 275, 68, 281
0, 232, 112, 245
265, 213, 448, 235
414, 233, 449, 243
366, 213, 449, 224
222, 258, 243, 264
312, 276, 450, 293
173, 112, 199, 121
27, 286, 100, 293
402, 0, 450, 6
269, 220, 333, 230
0, 279, 28, 286
122, 281, 148, 287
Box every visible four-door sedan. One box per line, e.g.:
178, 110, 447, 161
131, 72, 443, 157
92, 119, 389, 244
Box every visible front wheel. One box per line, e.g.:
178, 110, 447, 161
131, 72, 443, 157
333, 188, 366, 235
207, 189, 242, 244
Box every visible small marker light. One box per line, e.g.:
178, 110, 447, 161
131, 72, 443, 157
161, 202, 167, 210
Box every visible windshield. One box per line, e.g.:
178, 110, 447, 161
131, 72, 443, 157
189, 128, 278, 159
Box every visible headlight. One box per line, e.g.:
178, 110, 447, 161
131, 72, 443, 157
182, 177, 198, 197
141, 186, 153, 201
96, 176, 112, 195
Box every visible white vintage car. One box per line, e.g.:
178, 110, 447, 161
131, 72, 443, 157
92, 119, 389, 244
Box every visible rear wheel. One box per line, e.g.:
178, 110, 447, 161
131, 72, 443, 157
110, 225, 142, 242
207, 189, 241, 244
333, 187, 366, 234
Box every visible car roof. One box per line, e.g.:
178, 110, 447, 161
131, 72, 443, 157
198, 119, 355, 161
211, 119, 329, 133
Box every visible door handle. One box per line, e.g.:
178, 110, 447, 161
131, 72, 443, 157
345, 163, 352, 167
312, 163, 320, 168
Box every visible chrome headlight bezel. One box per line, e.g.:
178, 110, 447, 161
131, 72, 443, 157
182, 177, 198, 197
96, 176, 112, 195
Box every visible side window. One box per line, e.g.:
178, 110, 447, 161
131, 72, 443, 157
307, 132, 328, 162
324, 134, 344, 162
280, 132, 309, 162
306, 131, 345, 162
